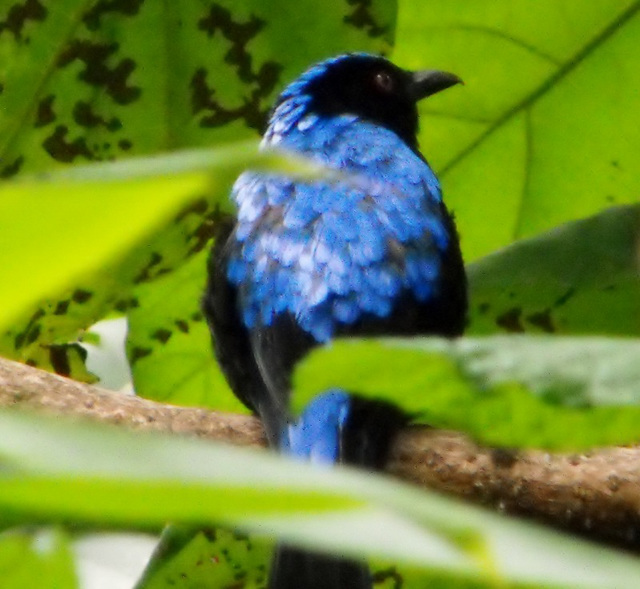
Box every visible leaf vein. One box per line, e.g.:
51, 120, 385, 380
440, 2, 640, 177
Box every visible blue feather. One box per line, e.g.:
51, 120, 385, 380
283, 390, 351, 464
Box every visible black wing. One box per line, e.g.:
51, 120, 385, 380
202, 214, 287, 443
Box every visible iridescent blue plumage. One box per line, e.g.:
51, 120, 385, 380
230, 111, 448, 342
283, 389, 351, 464
204, 53, 467, 589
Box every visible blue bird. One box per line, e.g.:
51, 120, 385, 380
203, 53, 467, 588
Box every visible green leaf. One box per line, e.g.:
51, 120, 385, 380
127, 249, 245, 412
134, 525, 272, 589
467, 204, 640, 336
0, 0, 395, 177
393, 2, 640, 260
293, 336, 640, 449
1, 410, 640, 588
0, 142, 259, 375
0, 527, 77, 588
0, 158, 210, 330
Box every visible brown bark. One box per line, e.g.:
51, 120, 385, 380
0, 356, 638, 548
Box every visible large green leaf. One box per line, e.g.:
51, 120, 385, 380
467, 204, 640, 336
0, 0, 395, 176
393, 1, 640, 260
293, 336, 640, 449
1, 409, 639, 588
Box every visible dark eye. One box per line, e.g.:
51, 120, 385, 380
374, 71, 394, 92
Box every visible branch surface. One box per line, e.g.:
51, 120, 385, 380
1, 356, 638, 548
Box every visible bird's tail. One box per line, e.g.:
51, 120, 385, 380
268, 390, 407, 589
269, 546, 370, 589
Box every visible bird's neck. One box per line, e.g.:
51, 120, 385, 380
263, 98, 421, 172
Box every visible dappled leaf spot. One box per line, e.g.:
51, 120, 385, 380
130, 346, 152, 364
495, 307, 524, 333
82, 0, 144, 32
0, 0, 46, 41
343, 0, 391, 38
42, 125, 95, 162
34, 94, 56, 127
72, 101, 122, 131
0, 155, 24, 177
526, 309, 555, 333
57, 39, 141, 105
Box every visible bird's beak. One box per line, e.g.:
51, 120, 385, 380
409, 69, 463, 101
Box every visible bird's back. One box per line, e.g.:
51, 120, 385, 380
222, 116, 465, 409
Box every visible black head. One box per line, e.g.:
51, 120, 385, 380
277, 54, 461, 148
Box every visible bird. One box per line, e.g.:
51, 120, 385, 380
203, 52, 467, 589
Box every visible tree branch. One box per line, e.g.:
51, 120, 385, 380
1, 356, 638, 548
